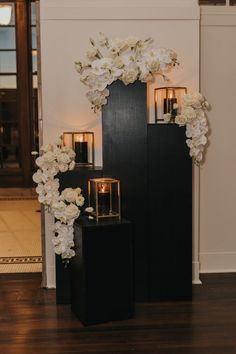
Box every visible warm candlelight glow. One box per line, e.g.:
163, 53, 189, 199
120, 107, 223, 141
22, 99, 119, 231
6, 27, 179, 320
99, 184, 109, 193
75, 135, 84, 142
88, 178, 121, 221
169, 90, 173, 99
0, 5, 12, 26
154, 87, 187, 123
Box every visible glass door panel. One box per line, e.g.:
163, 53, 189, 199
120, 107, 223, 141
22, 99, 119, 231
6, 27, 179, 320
31, 2, 36, 25
6, 3, 15, 26
0, 75, 16, 88
32, 50, 37, 73
30, 1, 38, 156
0, 51, 16, 72
0, 2, 19, 170
0, 98, 20, 168
32, 74, 37, 89
31, 26, 36, 49
0, 1, 38, 185
0, 27, 16, 49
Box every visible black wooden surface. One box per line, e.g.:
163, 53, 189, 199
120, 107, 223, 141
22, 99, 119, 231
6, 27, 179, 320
102, 80, 148, 301
2, 273, 236, 354
147, 124, 192, 300
56, 166, 103, 304
58, 166, 103, 202
71, 218, 134, 326
56, 255, 71, 304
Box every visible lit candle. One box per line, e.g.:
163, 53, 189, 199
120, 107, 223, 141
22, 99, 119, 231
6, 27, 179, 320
74, 136, 88, 163
98, 183, 110, 215
164, 90, 178, 118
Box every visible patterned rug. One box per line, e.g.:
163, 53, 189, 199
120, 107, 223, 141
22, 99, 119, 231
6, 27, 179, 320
0, 256, 42, 264
0, 196, 38, 201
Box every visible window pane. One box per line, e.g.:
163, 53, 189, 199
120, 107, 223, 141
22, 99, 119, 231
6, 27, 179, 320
0, 75, 16, 89
31, 27, 36, 49
199, 0, 226, 4
33, 75, 38, 89
8, 3, 15, 26
0, 3, 15, 26
0, 143, 20, 168
31, 3, 36, 26
0, 51, 16, 73
32, 51, 37, 73
0, 27, 16, 49
0, 99, 20, 168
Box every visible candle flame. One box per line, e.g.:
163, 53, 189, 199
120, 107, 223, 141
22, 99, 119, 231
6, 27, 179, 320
75, 135, 83, 142
99, 183, 109, 193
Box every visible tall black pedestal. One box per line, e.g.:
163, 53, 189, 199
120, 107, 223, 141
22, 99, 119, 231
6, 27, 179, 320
147, 124, 192, 300
71, 218, 134, 325
102, 80, 148, 301
102, 81, 192, 301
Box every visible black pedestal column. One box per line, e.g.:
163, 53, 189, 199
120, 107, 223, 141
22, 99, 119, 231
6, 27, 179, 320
147, 124, 192, 300
102, 80, 148, 301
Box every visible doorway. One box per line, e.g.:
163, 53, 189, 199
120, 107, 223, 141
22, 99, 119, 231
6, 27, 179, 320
0, 0, 39, 187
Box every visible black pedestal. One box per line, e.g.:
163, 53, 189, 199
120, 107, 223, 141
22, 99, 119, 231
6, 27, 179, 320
102, 82, 192, 302
71, 218, 134, 325
147, 124, 192, 300
102, 80, 148, 301
56, 166, 103, 304
56, 255, 71, 304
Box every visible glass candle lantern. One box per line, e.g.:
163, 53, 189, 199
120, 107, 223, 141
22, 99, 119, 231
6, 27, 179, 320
88, 178, 121, 222
63, 132, 94, 166
154, 87, 187, 123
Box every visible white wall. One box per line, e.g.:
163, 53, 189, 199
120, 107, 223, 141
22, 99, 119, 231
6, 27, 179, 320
40, 0, 200, 287
200, 6, 236, 273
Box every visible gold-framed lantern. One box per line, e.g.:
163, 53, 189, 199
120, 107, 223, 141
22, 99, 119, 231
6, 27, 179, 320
63, 132, 94, 166
154, 87, 187, 123
88, 178, 121, 222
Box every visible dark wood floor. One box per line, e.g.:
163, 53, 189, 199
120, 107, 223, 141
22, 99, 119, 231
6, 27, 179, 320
0, 273, 236, 354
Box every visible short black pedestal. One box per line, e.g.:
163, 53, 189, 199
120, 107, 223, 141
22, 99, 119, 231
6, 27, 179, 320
56, 166, 103, 304
71, 218, 134, 325
56, 255, 71, 304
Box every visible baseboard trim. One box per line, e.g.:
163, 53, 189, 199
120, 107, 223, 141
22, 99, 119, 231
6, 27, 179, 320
192, 261, 202, 284
200, 252, 236, 273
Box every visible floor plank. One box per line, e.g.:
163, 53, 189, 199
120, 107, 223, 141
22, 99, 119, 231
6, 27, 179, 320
0, 273, 236, 353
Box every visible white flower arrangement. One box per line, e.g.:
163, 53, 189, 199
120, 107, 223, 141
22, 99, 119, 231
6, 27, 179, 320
75, 33, 178, 112
163, 92, 210, 164
33, 138, 85, 261
76, 34, 210, 164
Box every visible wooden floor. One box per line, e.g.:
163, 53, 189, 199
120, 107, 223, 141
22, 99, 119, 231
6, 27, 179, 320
0, 273, 236, 354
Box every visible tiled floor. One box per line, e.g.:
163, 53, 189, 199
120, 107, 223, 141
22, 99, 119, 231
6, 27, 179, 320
0, 199, 42, 273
